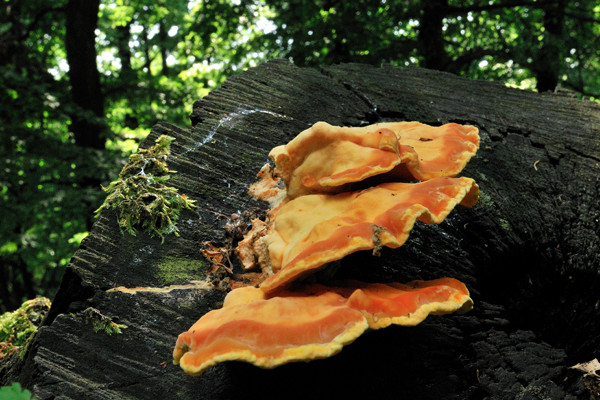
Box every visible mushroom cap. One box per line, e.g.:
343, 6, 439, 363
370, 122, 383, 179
388, 121, 480, 181
173, 278, 472, 375
340, 278, 473, 329
270, 121, 402, 198
173, 289, 368, 375
260, 176, 479, 293
268, 121, 479, 198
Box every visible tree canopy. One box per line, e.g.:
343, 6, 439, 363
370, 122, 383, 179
1, 0, 599, 313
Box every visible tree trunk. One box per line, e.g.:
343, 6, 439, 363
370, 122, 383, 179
142, 24, 153, 79
0, 253, 36, 313
158, 21, 169, 77
65, 0, 106, 150
115, 22, 133, 80
418, 0, 451, 70
0, 257, 15, 312
535, 0, 568, 92
4, 60, 599, 399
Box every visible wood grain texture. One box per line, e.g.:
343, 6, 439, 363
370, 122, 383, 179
4, 60, 599, 399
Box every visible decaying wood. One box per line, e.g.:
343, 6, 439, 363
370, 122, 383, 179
3, 60, 599, 399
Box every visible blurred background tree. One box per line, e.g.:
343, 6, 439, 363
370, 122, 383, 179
0, 0, 598, 313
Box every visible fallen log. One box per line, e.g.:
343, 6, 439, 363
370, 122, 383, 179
4, 60, 599, 399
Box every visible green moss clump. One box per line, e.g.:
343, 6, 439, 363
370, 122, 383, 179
81, 308, 127, 335
154, 256, 208, 286
0, 298, 51, 360
95, 135, 196, 242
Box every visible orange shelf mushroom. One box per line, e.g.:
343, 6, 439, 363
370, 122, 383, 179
385, 121, 480, 181
339, 278, 473, 329
175, 120, 481, 377
267, 121, 479, 199
173, 278, 472, 375
260, 176, 479, 293
269, 121, 402, 198
173, 288, 368, 376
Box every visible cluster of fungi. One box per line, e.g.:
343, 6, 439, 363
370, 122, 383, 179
173, 121, 481, 375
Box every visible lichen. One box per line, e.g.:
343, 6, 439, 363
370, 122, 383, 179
95, 135, 196, 242
0, 297, 51, 360
499, 217, 511, 231
154, 256, 209, 286
80, 308, 127, 335
475, 190, 493, 208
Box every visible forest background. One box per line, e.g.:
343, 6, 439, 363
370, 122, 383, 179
1, 0, 599, 313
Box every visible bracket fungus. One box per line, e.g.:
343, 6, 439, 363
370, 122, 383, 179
260, 176, 479, 293
173, 278, 472, 375
268, 121, 479, 199
175, 120, 481, 375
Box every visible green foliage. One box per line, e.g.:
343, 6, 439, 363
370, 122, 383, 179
0, 383, 34, 400
0, 124, 124, 312
95, 135, 196, 242
97, 0, 270, 135
263, 0, 600, 96
0, 0, 127, 313
262, 0, 421, 66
